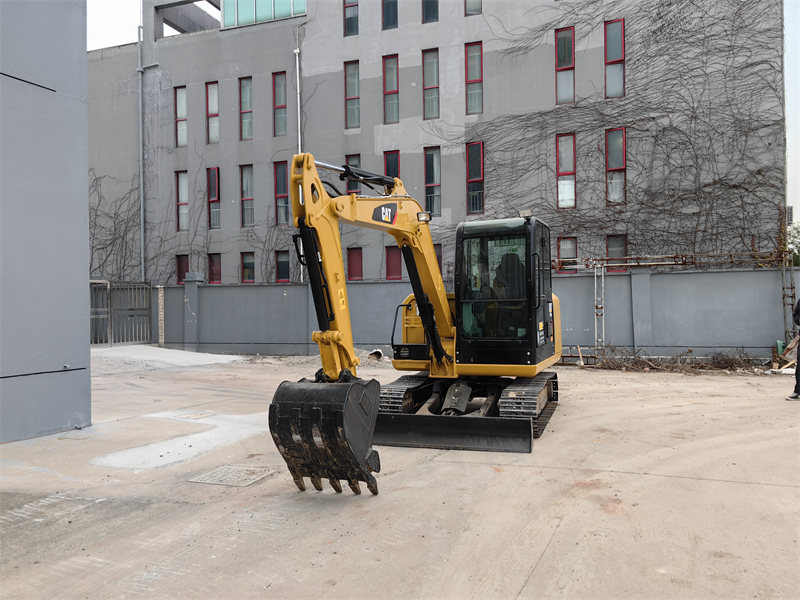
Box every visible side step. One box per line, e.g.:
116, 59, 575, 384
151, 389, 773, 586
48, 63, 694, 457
374, 413, 534, 453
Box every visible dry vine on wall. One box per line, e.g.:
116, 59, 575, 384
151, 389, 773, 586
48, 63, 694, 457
433, 0, 784, 260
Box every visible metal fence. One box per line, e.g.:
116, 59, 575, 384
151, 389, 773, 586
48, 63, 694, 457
90, 281, 151, 345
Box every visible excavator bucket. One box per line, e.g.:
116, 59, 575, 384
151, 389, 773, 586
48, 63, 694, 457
268, 378, 381, 495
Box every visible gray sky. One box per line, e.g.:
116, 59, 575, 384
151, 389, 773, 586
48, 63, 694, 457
87, 0, 799, 214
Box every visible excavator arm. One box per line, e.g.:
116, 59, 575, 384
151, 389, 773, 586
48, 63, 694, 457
268, 153, 457, 495
289, 152, 455, 382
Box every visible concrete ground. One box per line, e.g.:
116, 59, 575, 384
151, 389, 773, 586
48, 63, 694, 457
1, 346, 799, 599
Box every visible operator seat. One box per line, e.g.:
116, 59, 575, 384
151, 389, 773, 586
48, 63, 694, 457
493, 253, 527, 336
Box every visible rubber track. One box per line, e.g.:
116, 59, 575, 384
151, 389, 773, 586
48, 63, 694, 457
498, 371, 558, 438
378, 373, 430, 413
379, 371, 558, 438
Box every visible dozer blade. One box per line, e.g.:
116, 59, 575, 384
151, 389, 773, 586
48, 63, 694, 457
269, 378, 381, 495
374, 414, 533, 453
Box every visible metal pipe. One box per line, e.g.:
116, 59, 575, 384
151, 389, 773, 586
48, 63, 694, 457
137, 27, 144, 283
137, 25, 158, 283
294, 46, 302, 153
314, 161, 346, 174
294, 41, 304, 282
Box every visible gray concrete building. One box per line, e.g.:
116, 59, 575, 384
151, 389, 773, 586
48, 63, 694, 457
89, 0, 786, 285
87, 0, 788, 355
1, 0, 91, 442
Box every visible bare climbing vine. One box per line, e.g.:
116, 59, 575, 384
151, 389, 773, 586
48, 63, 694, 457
428, 0, 785, 260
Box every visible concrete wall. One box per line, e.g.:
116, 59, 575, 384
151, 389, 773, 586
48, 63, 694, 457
154, 269, 788, 360
153, 279, 414, 355
1, 0, 91, 442
555, 269, 787, 357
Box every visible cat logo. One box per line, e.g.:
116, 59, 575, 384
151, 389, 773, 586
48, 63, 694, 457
371, 203, 398, 225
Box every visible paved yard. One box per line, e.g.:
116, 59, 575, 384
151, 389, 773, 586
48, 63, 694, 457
1, 347, 798, 599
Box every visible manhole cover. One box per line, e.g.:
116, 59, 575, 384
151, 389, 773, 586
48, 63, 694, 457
190, 466, 273, 487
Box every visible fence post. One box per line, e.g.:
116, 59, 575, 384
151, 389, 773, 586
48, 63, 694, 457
107, 280, 113, 346
157, 286, 165, 348
184, 273, 204, 352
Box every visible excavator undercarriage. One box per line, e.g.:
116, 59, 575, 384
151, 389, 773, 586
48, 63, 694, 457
375, 372, 558, 453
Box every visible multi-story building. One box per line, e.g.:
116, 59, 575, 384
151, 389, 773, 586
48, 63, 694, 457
89, 0, 785, 289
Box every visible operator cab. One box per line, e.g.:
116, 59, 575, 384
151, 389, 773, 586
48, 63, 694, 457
454, 217, 555, 366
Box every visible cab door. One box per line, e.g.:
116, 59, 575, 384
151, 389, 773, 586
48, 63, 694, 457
533, 221, 555, 365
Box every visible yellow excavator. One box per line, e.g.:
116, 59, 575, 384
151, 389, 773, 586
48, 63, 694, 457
268, 153, 562, 495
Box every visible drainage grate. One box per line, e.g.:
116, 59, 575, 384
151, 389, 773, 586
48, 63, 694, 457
190, 466, 273, 487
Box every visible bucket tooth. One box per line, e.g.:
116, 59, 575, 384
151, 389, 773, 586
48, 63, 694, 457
366, 476, 378, 496
269, 378, 381, 495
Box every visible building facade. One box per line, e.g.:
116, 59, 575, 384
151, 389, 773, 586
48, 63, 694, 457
88, 0, 785, 289
2, 0, 91, 442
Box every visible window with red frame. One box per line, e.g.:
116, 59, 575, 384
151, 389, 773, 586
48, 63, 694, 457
465, 42, 483, 114
382, 0, 397, 29
605, 19, 625, 98
175, 86, 187, 147
345, 62, 360, 129
383, 55, 399, 124
424, 147, 441, 216
344, 0, 358, 36
386, 246, 402, 280
346, 155, 361, 193
557, 237, 577, 273
556, 133, 576, 208
208, 167, 220, 229
607, 235, 627, 272
434, 243, 443, 273
208, 253, 221, 283
422, 0, 438, 23
177, 255, 189, 284
423, 49, 439, 119
241, 252, 255, 282
385, 150, 399, 180
206, 82, 219, 143
465, 0, 481, 16
240, 77, 253, 140
276, 250, 290, 282
606, 127, 626, 205
555, 27, 574, 104
273, 72, 287, 136
177, 171, 188, 231
347, 247, 363, 280
275, 161, 289, 225
241, 165, 254, 227
466, 142, 484, 214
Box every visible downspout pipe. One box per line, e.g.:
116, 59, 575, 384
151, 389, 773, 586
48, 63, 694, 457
137, 25, 158, 283
294, 43, 303, 281
294, 46, 301, 153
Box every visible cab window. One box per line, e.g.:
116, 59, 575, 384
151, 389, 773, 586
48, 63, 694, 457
461, 236, 529, 339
